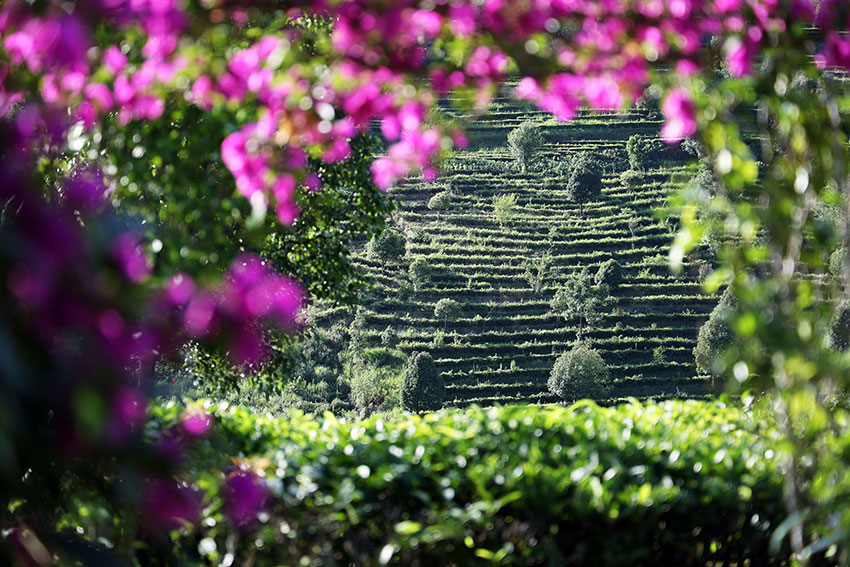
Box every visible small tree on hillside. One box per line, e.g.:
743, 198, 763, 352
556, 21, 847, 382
828, 299, 850, 351
434, 298, 462, 329
694, 287, 737, 376
409, 257, 433, 292
547, 343, 610, 402
508, 121, 543, 173
595, 258, 623, 290
551, 267, 609, 339
428, 190, 452, 213
563, 153, 602, 218
523, 253, 552, 294
626, 134, 652, 171
492, 193, 518, 226
367, 229, 406, 264
401, 352, 445, 412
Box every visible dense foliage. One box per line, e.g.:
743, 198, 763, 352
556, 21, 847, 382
548, 343, 611, 401
50, 400, 790, 566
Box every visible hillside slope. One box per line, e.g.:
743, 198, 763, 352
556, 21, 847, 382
316, 102, 716, 407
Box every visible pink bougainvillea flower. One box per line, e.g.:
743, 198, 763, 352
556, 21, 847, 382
660, 88, 697, 143
180, 408, 212, 438
104, 45, 127, 74
111, 233, 151, 283
224, 470, 267, 531
140, 478, 201, 533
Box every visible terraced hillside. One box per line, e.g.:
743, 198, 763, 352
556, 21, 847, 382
316, 101, 717, 407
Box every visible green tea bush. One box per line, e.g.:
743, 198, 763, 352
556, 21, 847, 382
121, 400, 788, 567
547, 343, 610, 401
401, 351, 445, 412
508, 120, 543, 173
595, 258, 623, 289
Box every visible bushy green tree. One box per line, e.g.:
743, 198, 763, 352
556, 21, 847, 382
409, 257, 432, 291
547, 343, 610, 401
694, 288, 737, 376
595, 258, 623, 290
563, 153, 602, 218
492, 193, 518, 226
434, 298, 462, 328
428, 190, 452, 212
508, 121, 543, 173
367, 228, 406, 264
626, 134, 653, 170
401, 352, 445, 412
551, 267, 610, 338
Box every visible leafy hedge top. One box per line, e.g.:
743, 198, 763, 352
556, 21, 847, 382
131, 400, 788, 566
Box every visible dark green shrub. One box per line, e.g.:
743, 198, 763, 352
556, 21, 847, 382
694, 288, 737, 376
401, 351, 445, 412
367, 228, 407, 264
434, 298, 462, 328
595, 258, 622, 289
508, 120, 543, 173
828, 299, 850, 351
563, 153, 602, 218
547, 343, 610, 401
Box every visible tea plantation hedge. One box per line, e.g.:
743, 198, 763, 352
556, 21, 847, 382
120, 400, 793, 566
